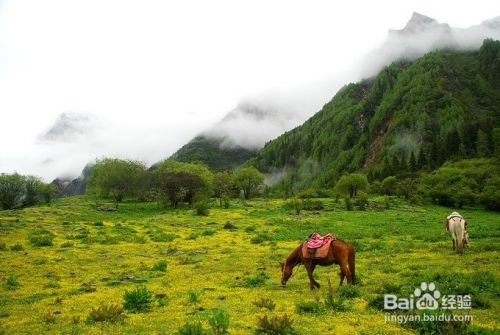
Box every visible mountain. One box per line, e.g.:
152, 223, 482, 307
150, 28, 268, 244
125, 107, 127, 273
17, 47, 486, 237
50, 164, 92, 196
171, 13, 500, 171
168, 101, 308, 170
248, 39, 500, 190
169, 135, 256, 171
362, 12, 500, 77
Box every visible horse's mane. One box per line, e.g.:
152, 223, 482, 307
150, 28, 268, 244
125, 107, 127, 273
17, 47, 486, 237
286, 244, 303, 264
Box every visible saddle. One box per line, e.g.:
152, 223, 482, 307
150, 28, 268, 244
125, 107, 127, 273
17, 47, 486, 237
301, 233, 336, 259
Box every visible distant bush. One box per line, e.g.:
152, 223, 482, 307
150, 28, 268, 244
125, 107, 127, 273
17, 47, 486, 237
302, 199, 324, 210
151, 260, 168, 272
253, 297, 276, 311
123, 286, 153, 313
283, 198, 303, 215
355, 191, 369, 210
337, 284, 359, 299
297, 188, 319, 199
187, 289, 202, 304
4, 275, 19, 289
10, 243, 23, 251
60, 241, 73, 248
28, 229, 54, 247
250, 233, 269, 245
295, 300, 324, 314
344, 198, 353, 211
148, 229, 177, 242
244, 272, 269, 288
0, 242, 6, 251
324, 278, 350, 312
208, 309, 230, 335
86, 303, 125, 324
177, 321, 205, 335
195, 202, 210, 216
255, 314, 297, 335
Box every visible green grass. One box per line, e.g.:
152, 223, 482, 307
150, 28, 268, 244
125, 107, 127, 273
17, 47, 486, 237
0, 195, 498, 334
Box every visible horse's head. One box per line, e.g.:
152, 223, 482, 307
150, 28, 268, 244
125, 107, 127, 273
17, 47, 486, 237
280, 260, 292, 286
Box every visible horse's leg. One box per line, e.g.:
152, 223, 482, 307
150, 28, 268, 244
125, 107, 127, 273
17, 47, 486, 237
339, 270, 345, 286
339, 261, 352, 285
311, 264, 320, 288
452, 238, 455, 250
303, 262, 318, 290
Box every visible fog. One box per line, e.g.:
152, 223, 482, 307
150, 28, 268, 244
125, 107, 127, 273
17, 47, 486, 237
0, 1, 499, 181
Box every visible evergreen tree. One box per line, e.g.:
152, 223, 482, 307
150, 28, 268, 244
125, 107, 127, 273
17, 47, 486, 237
493, 128, 500, 157
476, 129, 491, 157
408, 151, 417, 171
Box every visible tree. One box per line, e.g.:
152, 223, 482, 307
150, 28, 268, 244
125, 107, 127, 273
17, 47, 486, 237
334, 173, 369, 198
24, 175, 43, 207
408, 151, 417, 172
493, 128, 500, 157
152, 160, 213, 208
213, 171, 233, 206
476, 129, 490, 157
381, 176, 397, 196
0, 173, 25, 210
232, 167, 264, 200
87, 158, 147, 203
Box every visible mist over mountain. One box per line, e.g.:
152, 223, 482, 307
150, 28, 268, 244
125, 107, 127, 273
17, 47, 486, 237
38, 112, 98, 143
169, 13, 500, 172
361, 12, 500, 77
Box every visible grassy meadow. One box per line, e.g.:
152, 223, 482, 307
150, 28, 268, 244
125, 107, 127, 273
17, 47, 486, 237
0, 196, 499, 334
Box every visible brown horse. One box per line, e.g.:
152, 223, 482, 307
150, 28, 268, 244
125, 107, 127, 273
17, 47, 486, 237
280, 239, 355, 289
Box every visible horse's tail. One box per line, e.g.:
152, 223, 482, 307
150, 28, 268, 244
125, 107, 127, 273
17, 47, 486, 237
348, 243, 356, 284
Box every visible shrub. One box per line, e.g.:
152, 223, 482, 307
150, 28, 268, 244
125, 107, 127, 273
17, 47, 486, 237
250, 233, 268, 244
60, 241, 73, 248
123, 286, 153, 313
201, 229, 215, 236
151, 260, 168, 272
252, 297, 276, 311
302, 199, 324, 210
10, 243, 23, 251
296, 300, 324, 314
255, 314, 297, 335
324, 278, 350, 312
208, 309, 230, 335
345, 198, 353, 211
86, 303, 125, 324
195, 202, 210, 216
338, 283, 359, 299
298, 188, 319, 199
355, 191, 369, 210
4, 275, 19, 289
28, 229, 54, 247
44, 280, 61, 289
284, 198, 303, 215
0, 242, 6, 251
177, 321, 206, 335
149, 230, 177, 242
244, 272, 269, 287
43, 311, 57, 324
187, 289, 202, 304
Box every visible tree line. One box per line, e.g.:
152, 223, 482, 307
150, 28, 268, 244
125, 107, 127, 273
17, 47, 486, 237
0, 174, 55, 210
86, 158, 265, 208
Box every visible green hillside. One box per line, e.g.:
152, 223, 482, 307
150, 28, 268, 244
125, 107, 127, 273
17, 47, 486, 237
169, 135, 256, 171
249, 40, 500, 190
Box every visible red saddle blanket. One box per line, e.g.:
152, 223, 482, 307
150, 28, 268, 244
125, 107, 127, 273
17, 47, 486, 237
302, 233, 335, 259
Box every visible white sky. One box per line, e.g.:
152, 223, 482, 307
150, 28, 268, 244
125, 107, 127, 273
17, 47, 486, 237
1, 0, 499, 181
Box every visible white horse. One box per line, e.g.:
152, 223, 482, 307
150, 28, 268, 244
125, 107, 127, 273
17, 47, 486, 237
448, 216, 467, 254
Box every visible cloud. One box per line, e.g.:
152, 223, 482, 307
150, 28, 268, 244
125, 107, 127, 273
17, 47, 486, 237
361, 13, 500, 78
38, 112, 99, 143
